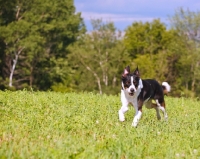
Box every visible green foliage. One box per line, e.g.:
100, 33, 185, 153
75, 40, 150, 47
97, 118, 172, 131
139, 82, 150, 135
0, 0, 17, 25
1, 3, 200, 98
0, 91, 200, 158
69, 19, 129, 94
169, 8, 200, 97
124, 20, 181, 88
51, 83, 73, 93
122, 15, 200, 97
0, 0, 85, 90
133, 55, 156, 79
124, 19, 166, 57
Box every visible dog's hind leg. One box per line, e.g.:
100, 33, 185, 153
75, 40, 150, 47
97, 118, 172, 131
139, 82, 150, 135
156, 99, 168, 120
145, 101, 161, 120
155, 107, 161, 120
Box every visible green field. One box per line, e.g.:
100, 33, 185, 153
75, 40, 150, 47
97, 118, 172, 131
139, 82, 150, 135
0, 90, 200, 158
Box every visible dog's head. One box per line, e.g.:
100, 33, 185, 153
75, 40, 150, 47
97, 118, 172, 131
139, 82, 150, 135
121, 66, 141, 96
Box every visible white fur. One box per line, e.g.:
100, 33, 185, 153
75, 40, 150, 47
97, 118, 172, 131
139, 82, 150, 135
162, 82, 171, 92
119, 79, 169, 127
155, 107, 161, 120
127, 76, 137, 93
156, 100, 168, 120
132, 110, 142, 127
118, 79, 143, 127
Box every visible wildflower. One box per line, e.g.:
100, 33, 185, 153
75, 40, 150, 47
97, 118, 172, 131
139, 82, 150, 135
47, 135, 51, 139
193, 149, 198, 154
175, 153, 180, 157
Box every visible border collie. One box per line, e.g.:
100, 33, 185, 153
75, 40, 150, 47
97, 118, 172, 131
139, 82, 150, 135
118, 66, 171, 127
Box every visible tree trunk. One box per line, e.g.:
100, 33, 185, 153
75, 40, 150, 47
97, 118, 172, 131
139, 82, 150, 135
9, 48, 24, 87
112, 76, 117, 87
85, 65, 102, 94
9, 53, 18, 87
29, 66, 33, 87
79, 56, 102, 94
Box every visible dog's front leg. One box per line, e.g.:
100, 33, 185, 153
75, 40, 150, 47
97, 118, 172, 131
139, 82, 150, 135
132, 100, 143, 127
119, 101, 129, 122
119, 91, 129, 122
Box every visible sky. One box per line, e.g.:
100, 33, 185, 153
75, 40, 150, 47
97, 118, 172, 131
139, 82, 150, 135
74, 0, 200, 31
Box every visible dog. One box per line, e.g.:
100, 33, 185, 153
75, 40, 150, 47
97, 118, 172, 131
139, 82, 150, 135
118, 66, 171, 127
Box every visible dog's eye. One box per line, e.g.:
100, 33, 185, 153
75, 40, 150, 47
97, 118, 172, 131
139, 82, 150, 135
133, 80, 138, 87
124, 81, 131, 88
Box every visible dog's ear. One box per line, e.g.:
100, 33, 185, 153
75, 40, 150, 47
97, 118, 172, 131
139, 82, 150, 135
134, 66, 140, 77
122, 66, 130, 77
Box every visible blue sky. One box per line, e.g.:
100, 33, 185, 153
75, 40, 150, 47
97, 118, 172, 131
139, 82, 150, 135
74, 0, 200, 31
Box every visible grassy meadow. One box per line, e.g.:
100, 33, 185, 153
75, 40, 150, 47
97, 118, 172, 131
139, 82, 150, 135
0, 90, 200, 158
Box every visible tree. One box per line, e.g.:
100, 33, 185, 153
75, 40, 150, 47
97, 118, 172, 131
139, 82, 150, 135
0, 0, 42, 88
124, 19, 166, 58
123, 19, 180, 85
0, 0, 85, 90
69, 19, 129, 94
169, 8, 200, 97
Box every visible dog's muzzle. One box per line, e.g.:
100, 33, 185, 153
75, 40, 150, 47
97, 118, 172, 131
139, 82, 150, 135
129, 88, 135, 96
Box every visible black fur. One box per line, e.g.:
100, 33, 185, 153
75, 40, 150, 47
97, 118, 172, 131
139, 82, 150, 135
138, 79, 165, 107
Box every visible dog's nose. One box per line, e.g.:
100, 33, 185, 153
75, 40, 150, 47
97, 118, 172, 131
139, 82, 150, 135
130, 88, 134, 92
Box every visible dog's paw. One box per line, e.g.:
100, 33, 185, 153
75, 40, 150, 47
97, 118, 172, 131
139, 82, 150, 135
157, 115, 161, 120
119, 118, 125, 122
132, 118, 138, 127
132, 122, 138, 127
119, 115, 125, 122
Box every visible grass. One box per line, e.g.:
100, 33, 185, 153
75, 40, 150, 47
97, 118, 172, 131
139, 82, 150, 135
0, 90, 200, 158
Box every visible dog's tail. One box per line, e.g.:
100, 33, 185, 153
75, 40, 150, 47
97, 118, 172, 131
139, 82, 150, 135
162, 82, 171, 95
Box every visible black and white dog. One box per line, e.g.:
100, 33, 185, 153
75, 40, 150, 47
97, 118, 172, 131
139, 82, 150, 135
118, 66, 171, 127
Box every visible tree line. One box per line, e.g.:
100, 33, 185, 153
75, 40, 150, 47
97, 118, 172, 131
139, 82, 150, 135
0, 1, 200, 97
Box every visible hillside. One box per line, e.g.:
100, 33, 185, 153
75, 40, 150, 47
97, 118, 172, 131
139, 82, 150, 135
0, 91, 200, 158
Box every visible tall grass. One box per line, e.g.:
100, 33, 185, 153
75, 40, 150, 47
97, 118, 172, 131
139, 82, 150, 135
0, 90, 200, 158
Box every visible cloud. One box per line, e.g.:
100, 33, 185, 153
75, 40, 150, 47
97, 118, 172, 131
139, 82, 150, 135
81, 11, 169, 30
75, 0, 200, 30
81, 12, 154, 22
76, 0, 200, 14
